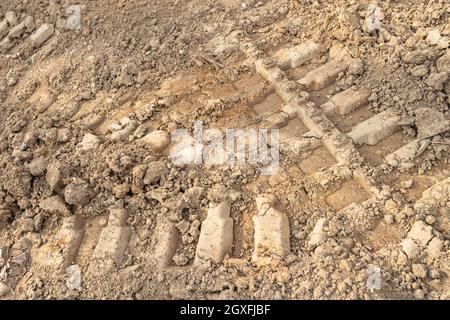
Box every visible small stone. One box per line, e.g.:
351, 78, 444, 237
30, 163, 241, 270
143, 161, 168, 185
397, 250, 408, 266
413, 289, 425, 300
57, 128, 71, 143
131, 164, 147, 194
173, 253, 189, 266
0, 209, 11, 229
8, 20, 26, 39
339, 238, 354, 251
28, 157, 47, 176
405, 35, 418, 46
426, 30, 441, 46
426, 72, 448, 91
80, 91, 94, 101
108, 123, 122, 133
403, 51, 427, 65
64, 181, 94, 206
425, 215, 436, 225
408, 221, 433, 246
19, 218, 35, 233
401, 238, 419, 259
427, 237, 443, 258
10, 252, 28, 265
85, 113, 106, 130
98, 217, 108, 227
5, 11, 18, 26
24, 16, 35, 32
403, 207, 415, 217
141, 130, 170, 152
436, 50, 450, 73
412, 263, 427, 279
308, 218, 328, 249
113, 183, 130, 199
7, 77, 17, 86
133, 124, 149, 138
46, 161, 64, 192
1, 37, 14, 52
384, 199, 398, 214
429, 269, 440, 279
78, 133, 101, 151
400, 179, 413, 189
337, 281, 348, 293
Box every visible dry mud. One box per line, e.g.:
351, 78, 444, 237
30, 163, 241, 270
0, 0, 449, 300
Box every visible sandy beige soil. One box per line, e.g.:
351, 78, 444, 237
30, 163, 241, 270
0, 0, 449, 300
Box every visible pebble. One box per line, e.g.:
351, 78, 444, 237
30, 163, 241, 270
141, 130, 170, 152
46, 162, 63, 192
426, 30, 441, 45
410, 65, 428, 78
143, 161, 168, 185
5, 11, 18, 26
408, 221, 433, 246
401, 238, 419, 259
413, 289, 425, 300
79, 133, 101, 151
412, 263, 427, 279
28, 157, 47, 176
400, 179, 413, 189
427, 237, 443, 258
64, 181, 94, 206
7, 76, 17, 86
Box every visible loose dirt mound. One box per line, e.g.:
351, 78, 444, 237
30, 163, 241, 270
0, 0, 449, 300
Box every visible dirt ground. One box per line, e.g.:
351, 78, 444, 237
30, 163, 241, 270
0, 0, 449, 300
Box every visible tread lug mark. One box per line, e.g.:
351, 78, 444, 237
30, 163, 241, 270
35, 216, 85, 271
347, 108, 401, 146
252, 195, 290, 265
195, 201, 233, 264
87, 207, 131, 276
